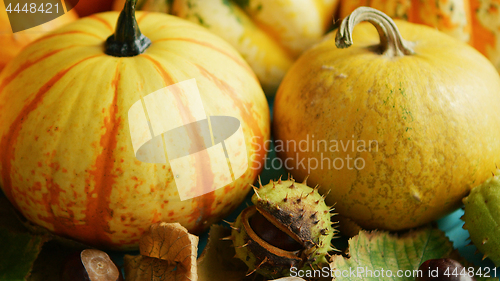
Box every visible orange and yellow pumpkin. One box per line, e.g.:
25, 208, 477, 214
0, 0, 269, 250
339, 0, 500, 71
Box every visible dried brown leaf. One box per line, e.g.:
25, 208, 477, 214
126, 222, 198, 281
124, 254, 194, 281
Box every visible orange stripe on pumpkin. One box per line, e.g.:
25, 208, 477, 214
191, 64, 267, 233
38, 59, 121, 248
141, 54, 175, 85
0, 46, 77, 94
137, 12, 149, 24
195, 64, 266, 182
141, 54, 217, 234
469, 0, 497, 56
87, 15, 114, 32
152, 37, 257, 80
31, 30, 106, 44
78, 62, 122, 248
0, 54, 104, 214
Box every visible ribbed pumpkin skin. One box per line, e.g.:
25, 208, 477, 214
273, 21, 500, 231
0, 12, 270, 250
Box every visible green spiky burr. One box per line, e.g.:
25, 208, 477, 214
229, 177, 338, 279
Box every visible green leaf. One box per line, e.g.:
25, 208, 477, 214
0, 197, 47, 280
0, 230, 45, 280
329, 226, 488, 281
0, 196, 88, 281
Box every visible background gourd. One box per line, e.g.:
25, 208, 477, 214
340, 0, 500, 72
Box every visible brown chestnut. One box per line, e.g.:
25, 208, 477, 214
416, 258, 476, 281
249, 211, 302, 252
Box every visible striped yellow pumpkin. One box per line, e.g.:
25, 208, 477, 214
0, 0, 269, 250
339, 0, 500, 71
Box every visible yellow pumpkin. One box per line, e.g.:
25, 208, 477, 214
273, 7, 500, 231
0, 1, 78, 71
339, 0, 500, 72
0, 0, 269, 250
113, 0, 340, 96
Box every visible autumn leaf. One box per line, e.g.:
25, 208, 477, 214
125, 222, 198, 281
141, 222, 198, 271
124, 255, 180, 281
330, 226, 497, 281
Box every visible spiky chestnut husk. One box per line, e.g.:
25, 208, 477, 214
462, 170, 500, 267
230, 178, 337, 279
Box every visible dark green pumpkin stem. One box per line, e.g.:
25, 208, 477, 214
105, 0, 151, 57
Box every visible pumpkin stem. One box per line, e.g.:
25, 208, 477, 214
105, 0, 151, 57
335, 7, 414, 57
